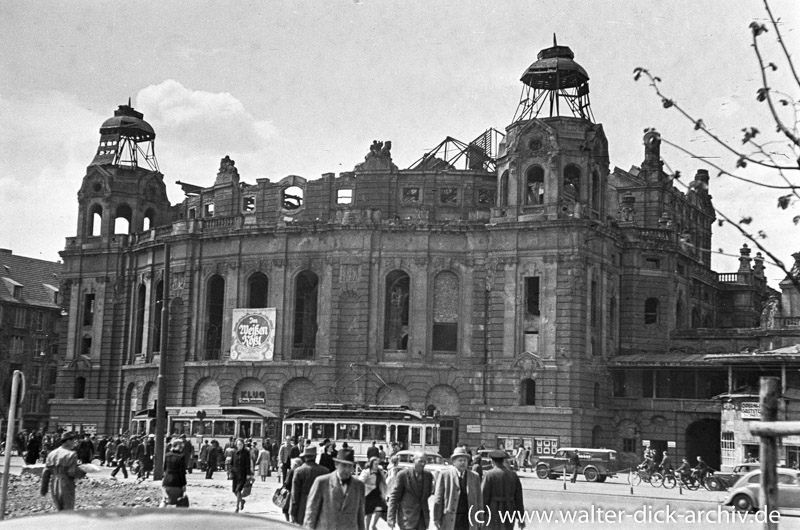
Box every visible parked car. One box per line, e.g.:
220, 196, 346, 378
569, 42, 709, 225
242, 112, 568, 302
476, 449, 519, 471
535, 448, 617, 482
394, 450, 450, 479
724, 468, 800, 513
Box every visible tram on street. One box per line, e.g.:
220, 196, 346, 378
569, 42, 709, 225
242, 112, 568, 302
282, 404, 440, 462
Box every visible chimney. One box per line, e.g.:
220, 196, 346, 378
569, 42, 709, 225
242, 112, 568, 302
753, 252, 765, 279
738, 244, 753, 273
693, 169, 710, 193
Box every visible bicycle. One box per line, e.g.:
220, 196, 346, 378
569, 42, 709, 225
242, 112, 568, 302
627, 466, 664, 488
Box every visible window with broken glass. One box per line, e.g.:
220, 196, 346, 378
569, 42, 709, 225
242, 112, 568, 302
432, 271, 459, 352
384, 270, 410, 351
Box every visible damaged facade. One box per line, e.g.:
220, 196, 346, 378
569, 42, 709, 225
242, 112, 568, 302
49, 43, 800, 468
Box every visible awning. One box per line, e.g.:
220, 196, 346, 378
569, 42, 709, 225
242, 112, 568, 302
608, 352, 713, 367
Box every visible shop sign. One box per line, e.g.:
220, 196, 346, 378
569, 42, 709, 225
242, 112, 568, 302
741, 402, 761, 420
230, 308, 275, 361
466, 424, 481, 433
239, 390, 266, 404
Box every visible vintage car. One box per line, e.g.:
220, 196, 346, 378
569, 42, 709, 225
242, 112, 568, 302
535, 447, 617, 482
724, 468, 800, 514
394, 449, 451, 479
707, 463, 792, 491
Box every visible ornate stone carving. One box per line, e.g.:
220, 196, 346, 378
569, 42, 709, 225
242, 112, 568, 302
355, 140, 397, 171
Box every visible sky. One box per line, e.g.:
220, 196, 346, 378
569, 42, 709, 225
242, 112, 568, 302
1, 0, 798, 286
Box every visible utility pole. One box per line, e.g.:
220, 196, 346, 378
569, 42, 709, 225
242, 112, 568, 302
153, 243, 170, 480
1, 371, 25, 520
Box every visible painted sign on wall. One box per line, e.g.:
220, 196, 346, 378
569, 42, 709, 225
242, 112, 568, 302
230, 308, 276, 361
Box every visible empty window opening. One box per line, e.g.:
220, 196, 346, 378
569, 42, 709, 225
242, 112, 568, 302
293, 271, 318, 359
73, 377, 86, 399
432, 271, 459, 352
337, 189, 353, 205
188, 208, 196, 220
564, 165, 581, 199
204, 203, 215, 217
525, 277, 540, 316
89, 204, 103, 236
591, 171, 601, 210
83, 293, 95, 326
152, 280, 163, 352
645, 258, 661, 269
13, 285, 22, 299
248, 273, 269, 308
525, 166, 545, 205
143, 209, 155, 231
521, 378, 536, 405
134, 284, 146, 354
81, 336, 92, 356
205, 275, 225, 360
499, 170, 509, 207
283, 186, 304, 210
384, 270, 410, 351
591, 280, 598, 329
243, 196, 256, 213
644, 298, 659, 325
113, 204, 132, 234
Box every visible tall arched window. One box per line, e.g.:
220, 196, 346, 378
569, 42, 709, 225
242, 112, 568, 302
384, 270, 410, 350
293, 271, 318, 359
525, 166, 545, 205
89, 204, 103, 237
143, 209, 155, 231
499, 170, 509, 207
432, 271, 459, 352
205, 275, 225, 360
521, 378, 536, 405
152, 280, 163, 352
644, 298, 659, 325
73, 377, 86, 399
564, 165, 581, 199
248, 273, 269, 308
114, 204, 132, 234
134, 284, 146, 354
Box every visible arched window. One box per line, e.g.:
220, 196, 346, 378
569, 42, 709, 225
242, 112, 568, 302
521, 378, 536, 406
644, 298, 659, 325
73, 377, 86, 399
525, 166, 545, 205
152, 280, 163, 352
384, 270, 410, 350
205, 275, 225, 360
293, 271, 318, 359
499, 170, 509, 207
248, 273, 269, 308
564, 165, 581, 199
432, 271, 459, 352
114, 204, 132, 234
134, 284, 146, 354
89, 204, 103, 237
143, 209, 155, 231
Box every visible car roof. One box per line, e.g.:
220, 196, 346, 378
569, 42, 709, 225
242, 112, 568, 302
555, 447, 617, 453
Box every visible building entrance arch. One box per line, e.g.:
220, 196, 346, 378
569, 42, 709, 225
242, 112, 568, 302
686, 418, 721, 470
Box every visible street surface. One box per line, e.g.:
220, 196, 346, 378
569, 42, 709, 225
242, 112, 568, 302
4, 457, 800, 528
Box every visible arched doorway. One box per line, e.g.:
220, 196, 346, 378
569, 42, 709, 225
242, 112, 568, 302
194, 378, 221, 406
426, 385, 460, 458
686, 418, 721, 470
281, 378, 316, 440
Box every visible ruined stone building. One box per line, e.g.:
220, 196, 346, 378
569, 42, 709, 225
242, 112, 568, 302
49, 43, 800, 468
0, 249, 62, 432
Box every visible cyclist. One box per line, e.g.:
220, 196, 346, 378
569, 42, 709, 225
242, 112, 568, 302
659, 450, 672, 474
675, 458, 692, 485
691, 456, 709, 484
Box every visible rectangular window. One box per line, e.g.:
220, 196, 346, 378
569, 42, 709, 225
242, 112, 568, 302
362, 424, 387, 442
645, 258, 661, 269
623, 438, 636, 453
337, 189, 353, 204
48, 367, 58, 386
721, 431, 736, 468
35, 311, 44, 331
13, 285, 22, 299
27, 394, 40, 413
425, 427, 433, 445
243, 196, 256, 213
204, 203, 214, 217
11, 336, 24, 354
188, 208, 196, 220
14, 308, 25, 328
411, 427, 421, 445
525, 277, 540, 316
337, 423, 360, 441
213, 420, 235, 437
83, 294, 95, 326
432, 323, 458, 352
642, 370, 654, 398
591, 280, 598, 328
30, 365, 41, 386
35, 338, 45, 356
612, 371, 627, 397
312, 423, 335, 440
533, 437, 559, 455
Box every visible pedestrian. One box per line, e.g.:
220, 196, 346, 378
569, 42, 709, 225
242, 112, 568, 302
515, 445, 526, 471
282, 457, 302, 521
224, 440, 236, 480
482, 450, 525, 530
290, 446, 327, 525
206, 440, 222, 479
250, 441, 259, 473
25, 433, 41, 465
230, 438, 253, 513
434, 446, 482, 530
77, 434, 94, 464
569, 450, 581, 483
471, 454, 483, 480
255, 441, 272, 481
161, 439, 187, 507
359, 456, 388, 530
278, 436, 293, 483
319, 439, 335, 473
304, 448, 365, 530
111, 438, 130, 479
387, 451, 434, 530
199, 440, 210, 472
140, 434, 155, 480
378, 445, 387, 464
42, 432, 86, 511
180, 434, 194, 474
367, 440, 380, 460
96, 436, 108, 467
105, 437, 117, 468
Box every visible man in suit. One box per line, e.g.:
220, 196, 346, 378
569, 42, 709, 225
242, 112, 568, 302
388, 451, 434, 530
366, 440, 380, 460
433, 446, 481, 530
482, 450, 525, 530
291, 446, 328, 525
304, 448, 365, 530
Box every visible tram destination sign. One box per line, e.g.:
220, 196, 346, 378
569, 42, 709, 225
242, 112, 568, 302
231, 308, 276, 361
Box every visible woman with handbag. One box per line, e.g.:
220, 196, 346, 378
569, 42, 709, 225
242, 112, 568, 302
230, 438, 253, 513
161, 439, 187, 507
359, 456, 388, 530
281, 457, 302, 521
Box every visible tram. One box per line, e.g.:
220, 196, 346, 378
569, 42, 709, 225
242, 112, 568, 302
282, 404, 440, 462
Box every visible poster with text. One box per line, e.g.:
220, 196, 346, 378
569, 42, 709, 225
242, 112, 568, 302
230, 308, 275, 361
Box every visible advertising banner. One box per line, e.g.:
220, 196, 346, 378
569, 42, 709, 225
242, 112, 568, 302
230, 308, 275, 361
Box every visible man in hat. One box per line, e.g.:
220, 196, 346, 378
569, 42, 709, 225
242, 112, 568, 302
367, 440, 380, 460
290, 445, 328, 525
180, 434, 194, 473
388, 451, 434, 530
434, 447, 481, 530
42, 432, 86, 511
304, 448, 366, 530
482, 450, 525, 529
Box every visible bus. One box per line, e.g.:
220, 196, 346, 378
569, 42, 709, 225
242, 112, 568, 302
130, 406, 279, 450
282, 404, 440, 463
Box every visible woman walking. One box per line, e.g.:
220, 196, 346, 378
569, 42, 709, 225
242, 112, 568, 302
359, 456, 388, 530
230, 438, 253, 513
255, 442, 271, 481
281, 457, 302, 522
161, 439, 187, 507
